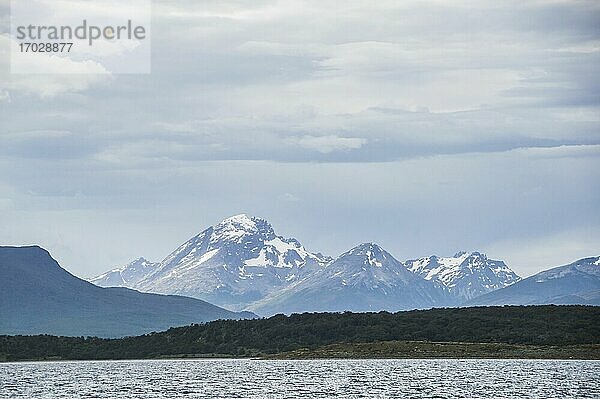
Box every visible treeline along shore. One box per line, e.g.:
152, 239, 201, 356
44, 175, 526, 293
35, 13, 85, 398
1, 306, 599, 361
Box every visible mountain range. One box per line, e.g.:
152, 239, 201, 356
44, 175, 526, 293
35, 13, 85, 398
3, 214, 598, 338
90, 214, 580, 316
468, 256, 600, 306
0, 246, 253, 337
246, 243, 453, 315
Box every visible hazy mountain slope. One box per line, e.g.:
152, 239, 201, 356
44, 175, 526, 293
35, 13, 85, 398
0, 246, 254, 338
248, 243, 454, 316
89, 257, 159, 287
134, 214, 331, 310
467, 256, 600, 306
404, 251, 521, 301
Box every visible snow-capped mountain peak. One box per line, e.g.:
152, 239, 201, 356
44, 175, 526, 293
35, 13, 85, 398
404, 251, 520, 301
319, 243, 425, 289
211, 214, 274, 244
132, 214, 331, 310
341, 243, 388, 268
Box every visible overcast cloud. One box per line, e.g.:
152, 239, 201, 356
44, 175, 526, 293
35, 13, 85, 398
0, 0, 598, 278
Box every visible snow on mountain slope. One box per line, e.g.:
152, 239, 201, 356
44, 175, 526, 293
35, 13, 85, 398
404, 251, 520, 301
534, 256, 600, 281
90, 257, 159, 288
134, 214, 331, 311
248, 243, 454, 316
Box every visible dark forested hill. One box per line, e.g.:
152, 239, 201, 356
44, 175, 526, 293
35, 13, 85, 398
1, 305, 598, 361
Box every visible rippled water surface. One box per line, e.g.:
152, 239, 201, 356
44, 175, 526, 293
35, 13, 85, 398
1, 358, 599, 398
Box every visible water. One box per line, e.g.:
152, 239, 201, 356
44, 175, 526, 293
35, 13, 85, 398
1, 359, 598, 398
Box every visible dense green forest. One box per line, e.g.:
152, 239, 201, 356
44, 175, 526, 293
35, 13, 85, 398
1, 306, 599, 361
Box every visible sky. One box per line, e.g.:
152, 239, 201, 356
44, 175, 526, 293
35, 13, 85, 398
0, 0, 599, 279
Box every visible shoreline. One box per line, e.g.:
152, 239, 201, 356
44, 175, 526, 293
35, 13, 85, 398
3, 341, 599, 363
265, 341, 600, 360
